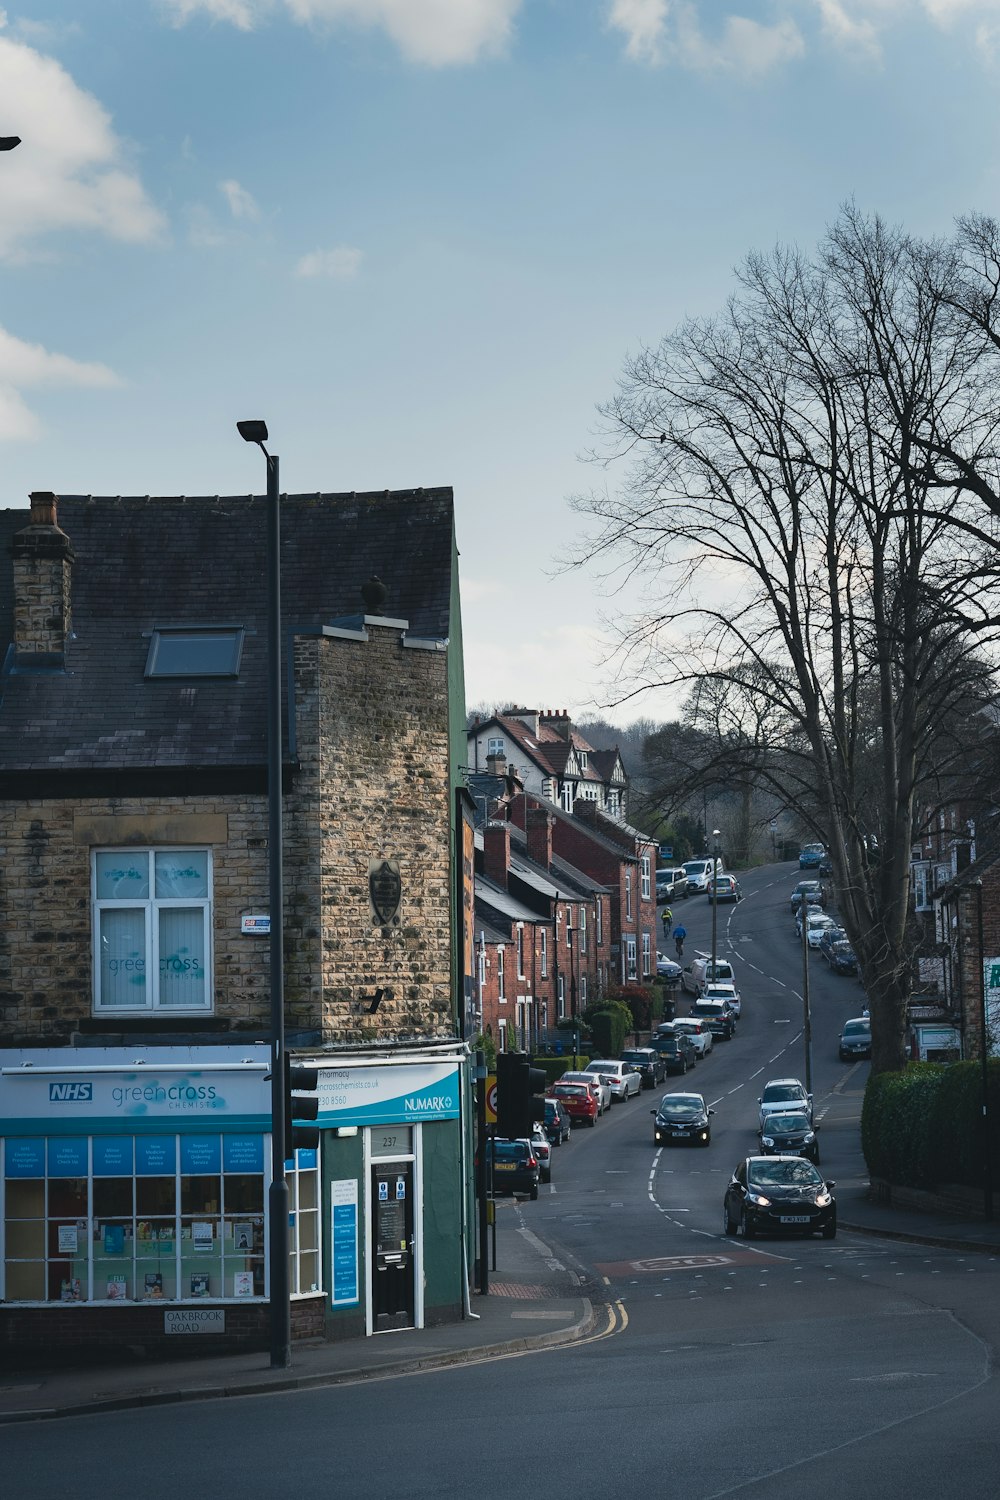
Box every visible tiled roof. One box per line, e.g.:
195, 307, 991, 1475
0, 490, 454, 772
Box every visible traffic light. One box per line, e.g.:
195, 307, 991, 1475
495, 1052, 548, 1140
284, 1054, 320, 1154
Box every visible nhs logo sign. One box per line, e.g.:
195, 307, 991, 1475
49, 1082, 93, 1102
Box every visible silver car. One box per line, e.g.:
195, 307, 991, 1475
585, 1059, 642, 1101
672, 1018, 714, 1057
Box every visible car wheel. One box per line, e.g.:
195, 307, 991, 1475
588, 1116, 597, 1127
822, 1217, 836, 1239
681, 1060, 688, 1074
530, 1185, 539, 1201
724, 1204, 738, 1236
741, 1208, 755, 1239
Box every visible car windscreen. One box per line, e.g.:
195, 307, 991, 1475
587, 1062, 617, 1073
553, 1084, 586, 1096
843, 1022, 870, 1036
620, 1052, 648, 1064
765, 1113, 811, 1133
762, 1085, 804, 1103
749, 1160, 822, 1187
493, 1142, 528, 1161
657, 1096, 703, 1116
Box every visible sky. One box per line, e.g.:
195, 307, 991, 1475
1, 1, 1000, 728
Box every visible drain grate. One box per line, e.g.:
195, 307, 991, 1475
489, 1282, 560, 1299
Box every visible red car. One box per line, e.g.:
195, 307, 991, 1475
548, 1081, 598, 1127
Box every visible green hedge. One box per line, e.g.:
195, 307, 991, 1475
582, 1001, 633, 1057
862, 1060, 1000, 1189
530, 1056, 591, 1085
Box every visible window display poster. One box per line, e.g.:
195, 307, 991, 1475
330, 1179, 359, 1308
4, 1137, 45, 1177
233, 1271, 254, 1298
144, 1273, 164, 1300
61, 1278, 82, 1302
93, 1136, 133, 1176
180, 1135, 221, 1174
58, 1224, 79, 1254
190, 1273, 210, 1298
223, 1134, 264, 1173
47, 1137, 88, 1177
136, 1136, 177, 1175
193, 1221, 214, 1251
233, 1223, 253, 1251
106, 1275, 127, 1301
104, 1223, 125, 1254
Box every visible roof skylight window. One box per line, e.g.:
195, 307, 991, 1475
145, 627, 244, 678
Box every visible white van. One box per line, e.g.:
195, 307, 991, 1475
683, 857, 725, 893
681, 956, 735, 995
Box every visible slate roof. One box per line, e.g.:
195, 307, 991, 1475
0, 489, 454, 773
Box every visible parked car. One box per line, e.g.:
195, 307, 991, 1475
820, 928, 859, 975
548, 1081, 597, 1127
651, 1034, 694, 1075
529, 1122, 552, 1183
681, 956, 736, 995
543, 1097, 572, 1145
689, 1000, 737, 1040
653, 1022, 699, 1067
818, 855, 833, 878
724, 1156, 836, 1239
703, 981, 741, 1018
708, 873, 743, 903
656, 952, 683, 984
585, 1059, 642, 1101
798, 842, 826, 870
790, 879, 826, 913
683, 857, 725, 893
839, 1017, 872, 1061
758, 1078, 813, 1129
758, 1110, 820, 1164
656, 868, 690, 902
651, 1091, 714, 1146
671, 1018, 713, 1058
561, 1070, 610, 1114
484, 1138, 540, 1199
620, 1047, 667, 1089
796, 909, 838, 948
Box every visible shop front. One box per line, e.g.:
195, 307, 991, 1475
0, 1043, 319, 1358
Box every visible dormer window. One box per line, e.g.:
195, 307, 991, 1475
145, 627, 244, 678
579, 752, 587, 770
487, 736, 505, 756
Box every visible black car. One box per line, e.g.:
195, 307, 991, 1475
758, 1110, 820, 1164
651, 1035, 693, 1075
790, 880, 826, 913
483, 1139, 540, 1199
724, 1156, 836, 1239
689, 1000, 736, 1040
543, 1097, 572, 1145
819, 926, 858, 975
839, 1017, 872, 1061
651, 1091, 714, 1146
620, 1047, 667, 1089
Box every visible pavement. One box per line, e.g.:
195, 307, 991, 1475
2, 1177, 999, 1426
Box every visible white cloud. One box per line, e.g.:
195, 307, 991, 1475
0, 324, 120, 442
812, 0, 882, 59
608, 0, 669, 63
608, 2, 805, 75
0, 30, 164, 261
163, 0, 522, 64
294, 245, 363, 278
219, 178, 260, 220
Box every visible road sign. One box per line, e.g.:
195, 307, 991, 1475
485, 1074, 497, 1124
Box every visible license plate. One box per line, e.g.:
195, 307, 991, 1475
495, 1162, 515, 1171
779, 1215, 810, 1224
671, 1130, 688, 1137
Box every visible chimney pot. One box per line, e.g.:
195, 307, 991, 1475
29, 491, 58, 528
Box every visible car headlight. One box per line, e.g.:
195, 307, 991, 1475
761, 1137, 774, 1148
747, 1192, 771, 1207
804, 1131, 815, 1142
815, 1191, 833, 1207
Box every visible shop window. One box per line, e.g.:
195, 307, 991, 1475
0, 1132, 311, 1304
93, 849, 213, 1014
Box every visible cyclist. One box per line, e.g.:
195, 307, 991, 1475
673, 923, 687, 958
660, 906, 673, 939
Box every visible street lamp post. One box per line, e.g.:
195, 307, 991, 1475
973, 881, 994, 1221
710, 829, 721, 982
566, 927, 579, 1068
801, 898, 813, 1095
237, 419, 291, 1368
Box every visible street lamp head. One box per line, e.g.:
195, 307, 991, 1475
237, 419, 269, 446
712, 829, 720, 837
0, 137, 21, 151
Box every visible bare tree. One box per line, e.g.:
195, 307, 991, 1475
572, 207, 1000, 1073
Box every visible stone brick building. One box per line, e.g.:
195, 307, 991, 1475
0, 488, 471, 1360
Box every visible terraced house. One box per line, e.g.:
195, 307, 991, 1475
0, 488, 473, 1361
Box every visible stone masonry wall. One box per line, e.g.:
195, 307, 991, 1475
0, 798, 274, 1043
291, 624, 453, 1044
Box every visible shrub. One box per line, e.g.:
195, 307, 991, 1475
862, 1060, 1000, 1189
582, 1000, 633, 1057
609, 983, 657, 1032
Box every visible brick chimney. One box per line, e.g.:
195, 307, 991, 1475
11, 492, 75, 661
483, 821, 510, 890
485, 751, 507, 777
540, 709, 571, 740
526, 804, 553, 870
